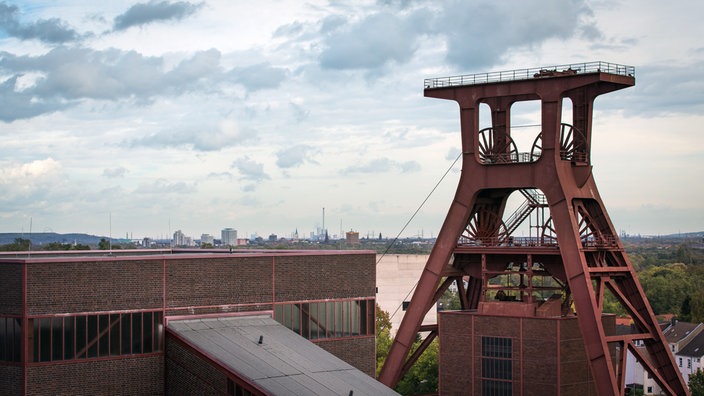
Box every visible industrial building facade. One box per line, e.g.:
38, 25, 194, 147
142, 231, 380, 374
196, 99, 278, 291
0, 249, 378, 395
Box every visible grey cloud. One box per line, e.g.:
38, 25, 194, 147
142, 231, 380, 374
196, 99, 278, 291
134, 178, 195, 194
0, 47, 231, 122
445, 148, 461, 161
400, 160, 420, 173
102, 166, 128, 178
276, 145, 317, 168
341, 157, 420, 174
319, 11, 426, 70
0, 2, 79, 43
0, 75, 69, 122
113, 1, 203, 31
124, 122, 257, 152
229, 63, 288, 91
438, 0, 597, 69
231, 156, 270, 182
619, 62, 704, 116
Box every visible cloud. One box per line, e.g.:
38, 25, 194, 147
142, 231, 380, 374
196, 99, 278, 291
437, 0, 597, 69
0, 2, 79, 43
0, 47, 225, 122
319, 10, 426, 70
340, 157, 420, 174
113, 0, 203, 31
276, 144, 317, 168
231, 156, 270, 182
134, 178, 195, 194
124, 118, 257, 151
0, 158, 72, 211
229, 62, 288, 91
102, 166, 128, 178
0, 75, 70, 121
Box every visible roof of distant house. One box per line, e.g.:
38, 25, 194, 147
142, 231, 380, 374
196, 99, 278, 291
677, 330, 704, 358
663, 321, 702, 344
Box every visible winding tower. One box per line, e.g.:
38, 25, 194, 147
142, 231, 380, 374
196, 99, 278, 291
378, 62, 688, 396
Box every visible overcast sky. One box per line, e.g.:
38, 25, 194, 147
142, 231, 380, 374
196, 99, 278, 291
1, 0, 702, 240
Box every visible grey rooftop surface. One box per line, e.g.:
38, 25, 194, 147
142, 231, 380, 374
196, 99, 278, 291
678, 330, 704, 358
167, 315, 399, 396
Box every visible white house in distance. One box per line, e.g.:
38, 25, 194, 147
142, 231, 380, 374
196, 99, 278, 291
621, 320, 703, 395
676, 330, 704, 385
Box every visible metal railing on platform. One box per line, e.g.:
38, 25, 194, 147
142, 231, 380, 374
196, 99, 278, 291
424, 61, 635, 89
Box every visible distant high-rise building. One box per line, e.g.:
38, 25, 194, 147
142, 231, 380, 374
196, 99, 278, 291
346, 230, 360, 245
172, 230, 185, 247
200, 234, 214, 245
221, 228, 237, 246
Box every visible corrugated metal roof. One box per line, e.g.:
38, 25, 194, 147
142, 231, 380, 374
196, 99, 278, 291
167, 315, 399, 396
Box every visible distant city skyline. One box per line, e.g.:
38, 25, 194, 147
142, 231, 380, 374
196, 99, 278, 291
1, 1, 702, 239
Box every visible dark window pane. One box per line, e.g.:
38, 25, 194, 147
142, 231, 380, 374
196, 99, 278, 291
283, 305, 291, 330
292, 304, 300, 335
121, 314, 131, 354
51, 318, 63, 361
143, 312, 153, 353
359, 301, 367, 336
326, 302, 334, 338
0, 318, 6, 361
275, 305, 283, 323
99, 315, 109, 357
110, 314, 121, 356
132, 313, 142, 354
87, 315, 98, 358
11, 318, 21, 362
31, 319, 38, 362
76, 316, 87, 358
343, 301, 350, 337
39, 318, 51, 362
351, 301, 360, 336
301, 303, 310, 338
309, 303, 320, 340
63, 317, 74, 360
154, 311, 163, 351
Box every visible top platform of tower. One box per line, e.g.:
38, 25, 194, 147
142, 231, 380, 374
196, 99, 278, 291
423, 61, 635, 90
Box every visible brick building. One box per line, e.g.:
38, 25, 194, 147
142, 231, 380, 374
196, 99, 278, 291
0, 249, 390, 395
438, 309, 616, 395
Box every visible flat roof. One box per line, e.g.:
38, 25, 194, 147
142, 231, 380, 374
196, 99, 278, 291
0, 248, 375, 264
167, 315, 398, 396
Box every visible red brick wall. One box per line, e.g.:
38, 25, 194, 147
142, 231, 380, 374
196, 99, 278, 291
166, 256, 273, 309
26, 260, 163, 315
316, 336, 376, 377
439, 311, 609, 396
25, 355, 163, 395
274, 253, 376, 302
0, 263, 23, 315
165, 338, 226, 396
0, 365, 22, 395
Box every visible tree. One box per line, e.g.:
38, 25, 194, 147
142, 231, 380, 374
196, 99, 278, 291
689, 368, 704, 396
691, 291, 704, 324
376, 304, 393, 377
395, 338, 439, 395
0, 238, 31, 251
98, 238, 110, 250
681, 295, 693, 322
638, 263, 694, 315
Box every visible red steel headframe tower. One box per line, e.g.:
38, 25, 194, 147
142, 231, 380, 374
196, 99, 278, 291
378, 62, 689, 396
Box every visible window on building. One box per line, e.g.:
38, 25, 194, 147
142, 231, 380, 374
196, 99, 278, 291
0, 317, 21, 362
28, 310, 163, 363
688, 358, 692, 369
647, 386, 653, 393
275, 299, 375, 341
481, 336, 513, 396
679, 357, 683, 367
